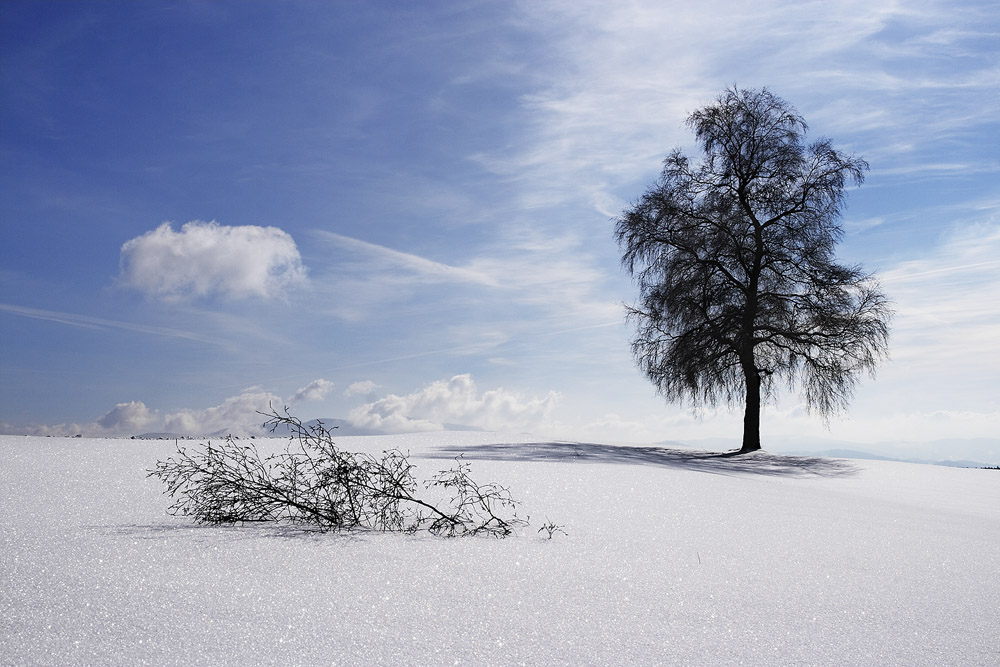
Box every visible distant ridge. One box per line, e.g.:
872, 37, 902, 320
657, 436, 998, 469
263, 418, 384, 438
786, 449, 993, 469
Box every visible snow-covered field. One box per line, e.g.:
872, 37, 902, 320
2, 433, 998, 666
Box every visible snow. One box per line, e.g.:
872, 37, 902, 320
2, 433, 998, 665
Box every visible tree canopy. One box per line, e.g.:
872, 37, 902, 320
615, 86, 891, 453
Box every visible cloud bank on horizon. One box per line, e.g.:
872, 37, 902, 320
1, 374, 560, 440
0, 0, 997, 458
3, 379, 336, 438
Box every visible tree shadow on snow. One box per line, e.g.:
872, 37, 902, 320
426, 442, 858, 478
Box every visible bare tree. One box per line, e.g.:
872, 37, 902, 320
615, 87, 891, 453
149, 406, 528, 537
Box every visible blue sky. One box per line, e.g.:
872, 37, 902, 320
1, 1, 997, 459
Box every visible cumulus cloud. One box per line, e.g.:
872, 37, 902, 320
4, 379, 335, 437
160, 387, 281, 436
344, 380, 379, 397
3, 376, 561, 438
119, 220, 307, 301
347, 374, 560, 433
2, 400, 163, 438
289, 379, 334, 403
96, 400, 158, 432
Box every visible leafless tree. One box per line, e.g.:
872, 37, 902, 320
149, 406, 528, 537
615, 87, 891, 453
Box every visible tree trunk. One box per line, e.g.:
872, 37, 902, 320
740, 367, 762, 453
739, 217, 763, 454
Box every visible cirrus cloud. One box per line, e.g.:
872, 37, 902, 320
118, 220, 307, 301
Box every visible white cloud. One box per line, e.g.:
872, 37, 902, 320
879, 221, 1000, 386
465, 231, 621, 324
568, 410, 717, 444
119, 220, 307, 301
479, 0, 1000, 213
160, 387, 280, 436
344, 380, 378, 397
0, 303, 219, 344
874, 162, 1000, 178
4, 380, 338, 437
825, 410, 1000, 447
313, 228, 621, 333
314, 231, 497, 287
96, 400, 158, 432
348, 374, 560, 433
289, 379, 334, 403
6, 400, 163, 438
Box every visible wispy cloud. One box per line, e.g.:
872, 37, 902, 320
0, 303, 219, 345
887, 259, 1000, 281
880, 221, 1000, 388
310, 229, 620, 335
330, 338, 512, 371
873, 162, 1000, 178
313, 230, 497, 286
479, 0, 1000, 212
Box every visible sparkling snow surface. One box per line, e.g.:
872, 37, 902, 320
2, 433, 998, 666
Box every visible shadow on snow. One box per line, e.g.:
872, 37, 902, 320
425, 442, 858, 478
96, 522, 374, 543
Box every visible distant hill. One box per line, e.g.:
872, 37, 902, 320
782, 448, 993, 469
263, 418, 385, 438
655, 436, 998, 468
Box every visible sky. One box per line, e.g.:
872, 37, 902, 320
1, 1, 998, 460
